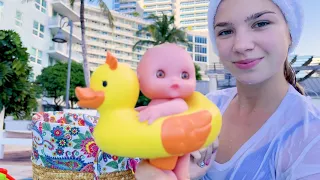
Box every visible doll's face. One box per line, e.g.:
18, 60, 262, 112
137, 43, 196, 99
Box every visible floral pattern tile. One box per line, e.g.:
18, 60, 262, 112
31, 112, 140, 178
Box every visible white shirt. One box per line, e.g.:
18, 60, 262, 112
203, 85, 320, 180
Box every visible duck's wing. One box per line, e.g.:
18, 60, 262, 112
161, 110, 212, 155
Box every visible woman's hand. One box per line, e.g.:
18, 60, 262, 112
189, 139, 219, 179
191, 139, 219, 167
135, 140, 219, 180
135, 154, 190, 180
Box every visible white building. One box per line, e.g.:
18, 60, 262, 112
0, 0, 82, 81
113, 0, 142, 16
175, 0, 209, 31
72, 5, 152, 71
71, 4, 218, 79
0, 0, 218, 81
113, 0, 219, 80
113, 0, 209, 30
141, 0, 174, 18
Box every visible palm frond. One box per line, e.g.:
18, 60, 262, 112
132, 40, 157, 51
145, 14, 159, 21
135, 25, 156, 36
133, 12, 190, 49
169, 14, 175, 24
69, 0, 75, 8
96, 0, 114, 28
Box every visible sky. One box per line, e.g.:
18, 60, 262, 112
105, 0, 320, 56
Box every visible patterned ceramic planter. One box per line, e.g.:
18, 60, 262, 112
31, 111, 140, 180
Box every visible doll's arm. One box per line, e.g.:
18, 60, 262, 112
138, 98, 188, 124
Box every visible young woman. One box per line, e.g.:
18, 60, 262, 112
135, 0, 320, 179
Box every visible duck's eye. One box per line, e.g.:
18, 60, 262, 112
156, 70, 165, 78
181, 71, 189, 79
102, 81, 108, 87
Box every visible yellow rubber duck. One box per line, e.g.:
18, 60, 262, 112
75, 52, 222, 170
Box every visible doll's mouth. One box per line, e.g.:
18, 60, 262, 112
171, 84, 179, 89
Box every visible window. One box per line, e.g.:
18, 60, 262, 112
28, 72, 35, 82
29, 47, 42, 65
181, 7, 194, 12
53, 10, 58, 17
0, 1, 3, 20
195, 36, 207, 44
15, 10, 23, 27
35, 0, 47, 13
195, 45, 207, 54
195, 54, 207, 62
180, 14, 194, 18
49, 58, 55, 66
33, 21, 44, 38
187, 45, 193, 52
188, 35, 193, 42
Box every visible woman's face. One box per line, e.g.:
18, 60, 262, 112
214, 0, 291, 84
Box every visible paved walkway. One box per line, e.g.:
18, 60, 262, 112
0, 144, 33, 180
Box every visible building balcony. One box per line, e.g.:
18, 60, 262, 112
49, 16, 82, 44
153, 6, 172, 11
144, 0, 172, 5
118, 9, 136, 14
120, 3, 137, 8
48, 43, 83, 63
51, 0, 80, 22
88, 57, 105, 64
180, 3, 209, 10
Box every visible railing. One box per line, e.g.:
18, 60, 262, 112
49, 43, 83, 63
52, 0, 80, 15
120, 2, 136, 8
208, 63, 225, 70
49, 16, 81, 38
53, 0, 71, 4
52, 0, 76, 9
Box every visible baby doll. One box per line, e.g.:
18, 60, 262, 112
136, 43, 196, 124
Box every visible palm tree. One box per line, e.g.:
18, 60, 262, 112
24, 0, 114, 87
132, 13, 190, 51
195, 64, 202, 80
74, 0, 114, 86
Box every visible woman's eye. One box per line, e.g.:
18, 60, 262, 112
156, 70, 165, 78
253, 21, 270, 28
218, 30, 233, 36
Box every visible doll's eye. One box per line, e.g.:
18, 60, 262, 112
181, 72, 189, 79
156, 70, 165, 78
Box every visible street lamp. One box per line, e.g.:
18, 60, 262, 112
52, 16, 73, 109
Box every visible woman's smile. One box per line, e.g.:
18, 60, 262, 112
233, 57, 264, 70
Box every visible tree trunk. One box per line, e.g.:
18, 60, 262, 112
80, 0, 90, 87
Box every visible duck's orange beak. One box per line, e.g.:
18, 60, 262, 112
75, 87, 105, 109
